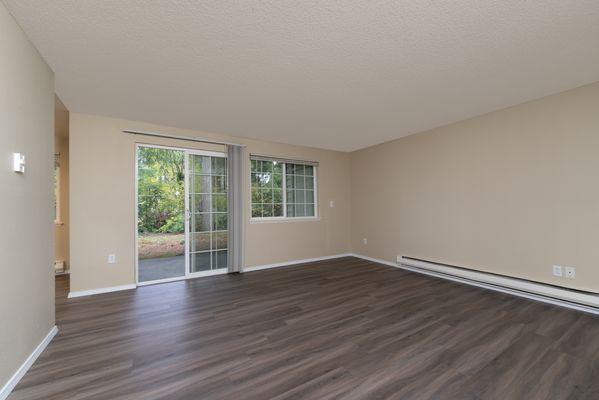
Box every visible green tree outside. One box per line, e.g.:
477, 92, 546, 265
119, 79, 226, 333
137, 147, 185, 234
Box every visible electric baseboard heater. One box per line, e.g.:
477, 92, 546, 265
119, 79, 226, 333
398, 256, 599, 315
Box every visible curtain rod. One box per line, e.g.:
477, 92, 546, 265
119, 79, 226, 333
123, 129, 246, 147
250, 154, 319, 166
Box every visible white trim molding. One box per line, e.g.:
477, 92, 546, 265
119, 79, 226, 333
137, 276, 187, 287
351, 253, 599, 315
73, 255, 351, 296
0, 326, 58, 400
244, 253, 352, 272
68, 284, 136, 298
350, 253, 397, 268
71, 255, 352, 296
124, 129, 245, 147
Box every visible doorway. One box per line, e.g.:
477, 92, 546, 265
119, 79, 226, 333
136, 144, 228, 284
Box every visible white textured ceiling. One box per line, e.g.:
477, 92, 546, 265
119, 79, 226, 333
5, 1, 599, 151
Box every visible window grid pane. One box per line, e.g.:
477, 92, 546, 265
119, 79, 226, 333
284, 163, 316, 218
251, 160, 284, 218
251, 160, 315, 219
190, 154, 228, 272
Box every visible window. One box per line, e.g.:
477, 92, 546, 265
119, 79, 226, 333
285, 163, 315, 218
251, 158, 317, 219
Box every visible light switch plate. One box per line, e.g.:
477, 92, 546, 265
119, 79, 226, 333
552, 265, 563, 277
564, 266, 576, 279
13, 153, 25, 173
108, 254, 116, 264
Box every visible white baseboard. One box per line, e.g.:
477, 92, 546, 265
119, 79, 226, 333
69, 256, 352, 296
68, 284, 136, 298
351, 253, 599, 315
350, 253, 397, 268
244, 253, 352, 272
0, 326, 58, 400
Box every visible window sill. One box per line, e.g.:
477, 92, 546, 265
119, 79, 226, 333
250, 217, 321, 224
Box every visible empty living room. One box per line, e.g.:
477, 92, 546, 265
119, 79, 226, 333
2, 1, 599, 399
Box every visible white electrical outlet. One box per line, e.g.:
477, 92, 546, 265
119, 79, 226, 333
363, 238, 367, 245
108, 254, 116, 264
552, 265, 563, 277
329, 200, 335, 208
396, 255, 401, 263
564, 267, 576, 279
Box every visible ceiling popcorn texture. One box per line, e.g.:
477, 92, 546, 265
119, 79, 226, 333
5, 0, 599, 151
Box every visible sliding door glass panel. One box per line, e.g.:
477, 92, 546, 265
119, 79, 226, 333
189, 154, 228, 273
137, 146, 186, 283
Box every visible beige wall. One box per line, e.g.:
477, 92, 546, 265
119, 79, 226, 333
69, 113, 351, 292
351, 82, 599, 293
54, 101, 70, 268
0, 2, 55, 388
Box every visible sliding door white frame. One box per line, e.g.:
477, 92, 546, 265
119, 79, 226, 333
185, 148, 228, 279
135, 143, 228, 286
135, 143, 190, 286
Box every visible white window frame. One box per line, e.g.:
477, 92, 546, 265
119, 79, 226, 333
249, 159, 319, 223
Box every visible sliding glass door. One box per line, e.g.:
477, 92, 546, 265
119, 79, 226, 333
186, 151, 228, 276
136, 145, 228, 284
136, 146, 186, 283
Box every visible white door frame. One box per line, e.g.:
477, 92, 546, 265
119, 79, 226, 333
135, 143, 228, 286
185, 148, 228, 279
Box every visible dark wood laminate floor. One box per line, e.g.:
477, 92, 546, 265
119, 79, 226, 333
9, 257, 599, 400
